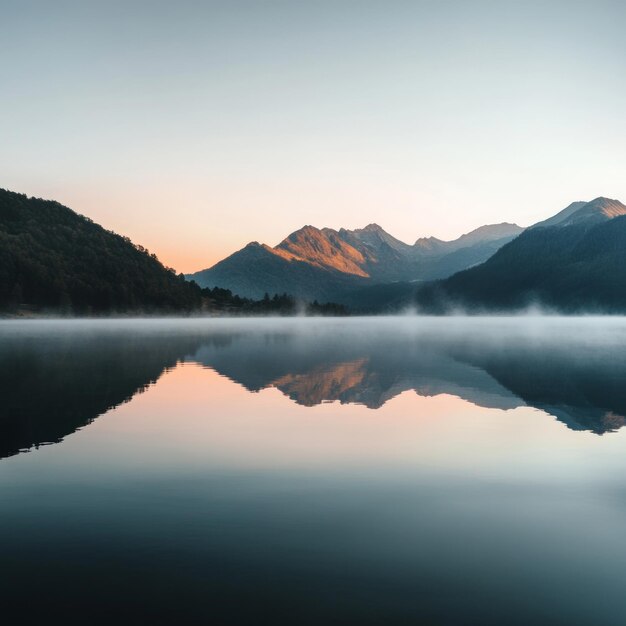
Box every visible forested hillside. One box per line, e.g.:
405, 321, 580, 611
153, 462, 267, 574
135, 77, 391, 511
0, 189, 205, 313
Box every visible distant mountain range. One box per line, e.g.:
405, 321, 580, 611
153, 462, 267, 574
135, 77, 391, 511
188, 221, 523, 302
416, 197, 626, 313
189, 196, 626, 313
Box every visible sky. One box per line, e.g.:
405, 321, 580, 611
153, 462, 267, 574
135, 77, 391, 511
1, 0, 625, 272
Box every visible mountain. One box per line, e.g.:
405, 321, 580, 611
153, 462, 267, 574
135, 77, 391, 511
189, 240, 369, 303
531, 198, 625, 229
188, 221, 523, 302
530, 201, 587, 229
0, 189, 207, 313
0, 188, 211, 313
416, 197, 626, 313
415, 223, 523, 254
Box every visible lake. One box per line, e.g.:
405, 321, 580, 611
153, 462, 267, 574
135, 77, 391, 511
2, 317, 626, 625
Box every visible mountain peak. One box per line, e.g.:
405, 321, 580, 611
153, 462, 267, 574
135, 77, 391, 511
341, 223, 413, 257
455, 222, 524, 246
340, 223, 391, 238
275, 225, 329, 251
570, 197, 626, 224
361, 223, 384, 232
591, 196, 618, 203
585, 197, 626, 215
414, 236, 445, 252
274, 225, 369, 277
285, 224, 323, 238
414, 223, 523, 253
533, 197, 626, 229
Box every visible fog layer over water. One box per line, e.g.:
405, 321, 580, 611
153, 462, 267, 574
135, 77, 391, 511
2, 317, 626, 625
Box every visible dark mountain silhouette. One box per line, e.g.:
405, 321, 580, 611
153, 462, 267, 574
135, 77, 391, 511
415, 197, 626, 313
188, 222, 523, 302
0, 188, 208, 313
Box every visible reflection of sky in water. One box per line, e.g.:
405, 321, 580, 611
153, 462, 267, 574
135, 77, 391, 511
3, 318, 626, 624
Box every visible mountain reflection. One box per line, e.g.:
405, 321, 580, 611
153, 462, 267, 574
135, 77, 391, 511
2, 319, 626, 460
192, 324, 626, 433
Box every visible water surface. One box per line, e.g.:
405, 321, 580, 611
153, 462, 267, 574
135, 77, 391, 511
2, 317, 626, 625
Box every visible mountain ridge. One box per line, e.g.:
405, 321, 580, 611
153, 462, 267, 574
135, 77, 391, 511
415, 197, 626, 313
188, 220, 524, 301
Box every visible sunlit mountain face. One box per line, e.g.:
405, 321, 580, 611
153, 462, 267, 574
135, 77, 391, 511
187, 222, 523, 302
3, 317, 626, 461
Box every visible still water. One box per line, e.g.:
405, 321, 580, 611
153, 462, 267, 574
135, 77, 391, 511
2, 317, 626, 625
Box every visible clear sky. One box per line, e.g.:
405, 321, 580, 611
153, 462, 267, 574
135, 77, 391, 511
1, 0, 625, 272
